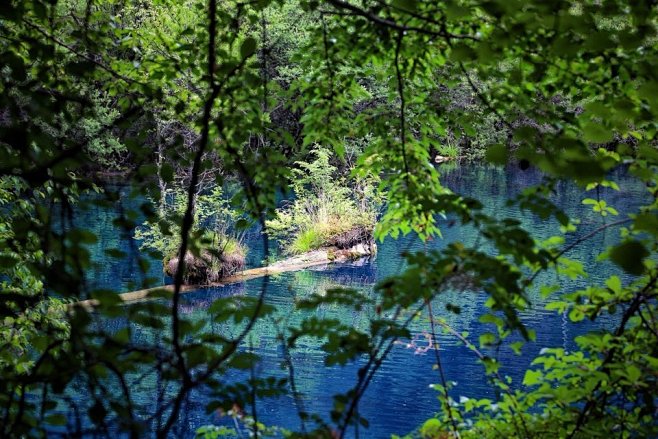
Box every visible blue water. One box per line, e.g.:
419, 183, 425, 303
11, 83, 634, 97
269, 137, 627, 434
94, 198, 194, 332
64, 164, 648, 437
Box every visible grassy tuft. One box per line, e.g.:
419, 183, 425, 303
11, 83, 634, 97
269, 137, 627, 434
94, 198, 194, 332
289, 228, 325, 254
436, 143, 459, 159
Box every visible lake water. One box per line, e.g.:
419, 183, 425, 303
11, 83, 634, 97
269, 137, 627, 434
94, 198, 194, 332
66, 164, 647, 437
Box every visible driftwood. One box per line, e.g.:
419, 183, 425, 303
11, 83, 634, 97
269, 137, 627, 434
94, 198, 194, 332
74, 250, 348, 308
73, 226, 376, 308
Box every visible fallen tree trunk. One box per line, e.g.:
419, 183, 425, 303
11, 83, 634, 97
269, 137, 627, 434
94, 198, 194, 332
73, 242, 375, 308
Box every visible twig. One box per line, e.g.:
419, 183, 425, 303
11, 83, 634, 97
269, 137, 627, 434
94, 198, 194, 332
250, 337, 259, 439
22, 19, 145, 86
279, 331, 308, 434
394, 30, 410, 177
566, 276, 657, 439
324, 0, 479, 41
527, 218, 632, 286
158, 0, 219, 435
435, 318, 530, 438
426, 300, 460, 437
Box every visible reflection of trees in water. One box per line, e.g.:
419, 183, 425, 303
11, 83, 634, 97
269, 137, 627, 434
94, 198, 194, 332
54, 166, 651, 435
78, 224, 522, 431
304, 261, 379, 286
289, 270, 378, 329
179, 283, 248, 314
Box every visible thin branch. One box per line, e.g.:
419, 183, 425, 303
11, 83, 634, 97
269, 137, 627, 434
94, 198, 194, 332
638, 305, 658, 339
103, 360, 138, 439
567, 275, 657, 439
249, 338, 259, 439
22, 19, 146, 86
457, 62, 514, 132
158, 0, 219, 435
394, 30, 410, 176
435, 317, 531, 438
426, 300, 460, 437
324, 0, 480, 41
527, 218, 632, 286
338, 276, 451, 437
320, 14, 336, 117
278, 331, 308, 434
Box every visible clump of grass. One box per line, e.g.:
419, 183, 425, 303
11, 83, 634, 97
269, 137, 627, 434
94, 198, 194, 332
267, 146, 381, 255
289, 229, 325, 254
436, 143, 459, 159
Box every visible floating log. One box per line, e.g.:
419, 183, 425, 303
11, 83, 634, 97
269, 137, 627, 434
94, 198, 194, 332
73, 243, 375, 308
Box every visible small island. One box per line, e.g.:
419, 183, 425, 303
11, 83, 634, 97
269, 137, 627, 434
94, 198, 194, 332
265, 146, 380, 266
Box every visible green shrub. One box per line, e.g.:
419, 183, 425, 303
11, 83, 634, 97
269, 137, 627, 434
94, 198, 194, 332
135, 184, 247, 281
266, 146, 381, 255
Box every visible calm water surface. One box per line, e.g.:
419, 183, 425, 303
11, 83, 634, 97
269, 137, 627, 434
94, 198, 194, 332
69, 164, 647, 437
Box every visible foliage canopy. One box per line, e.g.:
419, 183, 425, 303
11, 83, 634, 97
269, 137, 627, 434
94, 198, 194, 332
0, 0, 657, 437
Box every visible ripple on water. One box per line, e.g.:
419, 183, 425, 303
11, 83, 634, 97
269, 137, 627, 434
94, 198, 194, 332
74, 165, 648, 437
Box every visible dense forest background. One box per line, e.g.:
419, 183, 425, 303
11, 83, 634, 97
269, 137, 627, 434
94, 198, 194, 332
1, 0, 658, 437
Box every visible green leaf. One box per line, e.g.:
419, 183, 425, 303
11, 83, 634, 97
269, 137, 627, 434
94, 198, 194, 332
392, 0, 418, 11
582, 122, 613, 144
5, 51, 26, 80
45, 413, 67, 426
522, 369, 542, 386
479, 332, 496, 346
638, 145, 658, 163
91, 290, 123, 307
546, 301, 569, 314
445, 4, 469, 19
485, 144, 507, 165
634, 213, 658, 236
240, 37, 257, 59
104, 248, 126, 258
450, 43, 476, 62
605, 275, 622, 294
511, 341, 524, 354
420, 419, 443, 438
160, 163, 174, 183
569, 307, 584, 322
624, 365, 642, 383
0, 254, 17, 268
610, 241, 649, 275
89, 401, 107, 425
